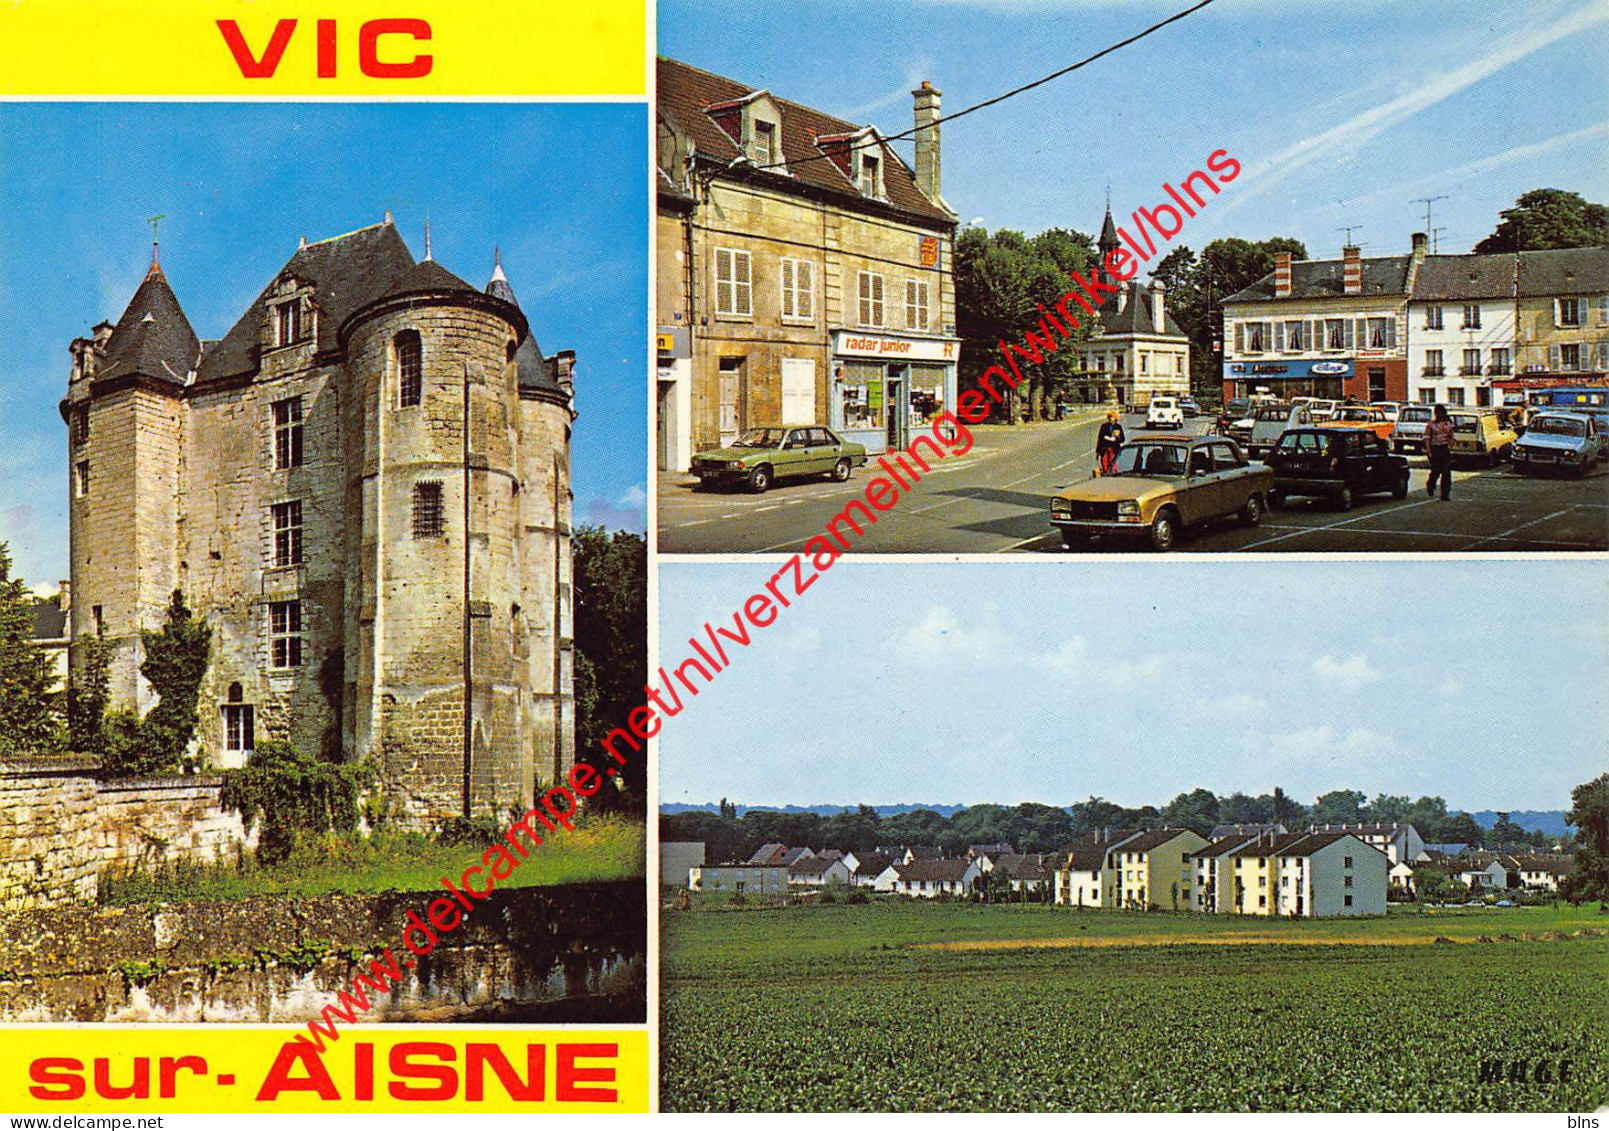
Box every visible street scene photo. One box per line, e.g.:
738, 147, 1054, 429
655, 0, 1608, 553
655, 559, 1609, 1112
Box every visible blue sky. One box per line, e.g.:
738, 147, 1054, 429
658, 560, 1608, 813
0, 102, 646, 589
662, 0, 1609, 261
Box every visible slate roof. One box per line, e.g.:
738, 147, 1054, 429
1062, 845, 1106, 872
747, 843, 787, 866
656, 57, 952, 226
1095, 282, 1187, 339
30, 597, 66, 641
1411, 247, 1609, 301
96, 264, 201, 386
1224, 255, 1413, 304
1513, 855, 1574, 876
907, 845, 944, 861
789, 856, 836, 877
854, 853, 893, 877
1277, 831, 1355, 858
999, 854, 1052, 881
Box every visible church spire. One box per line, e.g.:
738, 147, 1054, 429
1098, 204, 1120, 262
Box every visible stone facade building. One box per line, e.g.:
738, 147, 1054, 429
1073, 209, 1191, 406
656, 57, 960, 470
62, 217, 576, 827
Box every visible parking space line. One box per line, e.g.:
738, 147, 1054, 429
1463, 508, 1575, 550
1235, 497, 1441, 550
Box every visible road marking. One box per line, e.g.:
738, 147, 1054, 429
1463, 508, 1576, 550
1235, 497, 1442, 550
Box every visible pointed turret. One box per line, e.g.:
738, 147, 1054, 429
1098, 207, 1120, 263
486, 248, 518, 307
97, 256, 200, 385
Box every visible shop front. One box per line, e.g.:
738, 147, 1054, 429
657, 327, 692, 471
830, 329, 960, 454
1224, 358, 1352, 401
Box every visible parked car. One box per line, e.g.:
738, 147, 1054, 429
1178, 397, 1202, 418
1510, 411, 1604, 476
1146, 396, 1185, 430
1447, 408, 1518, 467
1227, 401, 1288, 449
1245, 403, 1314, 459
690, 425, 868, 493
1306, 398, 1340, 421
1325, 405, 1395, 440
1265, 426, 1411, 510
1370, 400, 1404, 422
1394, 404, 1435, 453
1049, 435, 1272, 551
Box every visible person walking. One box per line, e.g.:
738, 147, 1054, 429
1095, 409, 1125, 475
1425, 403, 1455, 501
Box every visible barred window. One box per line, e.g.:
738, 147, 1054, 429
272, 397, 303, 470
412, 481, 445, 538
271, 500, 303, 567
397, 330, 423, 408
269, 600, 302, 669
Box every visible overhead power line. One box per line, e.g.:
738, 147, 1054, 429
742, 0, 1221, 175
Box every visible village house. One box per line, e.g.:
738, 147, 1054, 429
1221, 235, 1424, 403
61, 220, 576, 827
1073, 211, 1191, 407
996, 854, 1053, 894
28, 582, 71, 696
890, 857, 981, 899
850, 852, 893, 888
689, 864, 788, 894
1512, 855, 1574, 892
789, 855, 852, 887
655, 57, 960, 470
1053, 844, 1108, 908
661, 841, 706, 887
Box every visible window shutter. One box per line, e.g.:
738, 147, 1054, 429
1598, 294, 1609, 326
1550, 344, 1561, 371
1344, 320, 1354, 349
1235, 322, 1243, 352
1387, 318, 1397, 350
1274, 321, 1284, 351
1354, 318, 1365, 348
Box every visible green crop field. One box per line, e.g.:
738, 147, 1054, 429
661, 899, 1609, 1112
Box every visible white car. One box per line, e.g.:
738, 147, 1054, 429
1307, 399, 1340, 421
1370, 400, 1403, 422
1145, 397, 1184, 430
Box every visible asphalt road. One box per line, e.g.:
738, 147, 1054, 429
657, 411, 1609, 554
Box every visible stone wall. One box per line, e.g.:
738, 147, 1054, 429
0, 881, 643, 1024
0, 758, 253, 912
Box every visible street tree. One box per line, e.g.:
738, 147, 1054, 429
1560, 773, 1609, 904
0, 542, 62, 757
1474, 189, 1609, 253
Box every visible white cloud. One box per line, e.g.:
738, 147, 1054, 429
1222, 2, 1609, 210
895, 605, 1006, 663
1437, 676, 1464, 698
1252, 726, 1399, 762
615, 483, 647, 509
1205, 692, 1268, 717
1313, 653, 1382, 688
1041, 635, 1165, 687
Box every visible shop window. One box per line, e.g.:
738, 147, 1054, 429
272, 396, 304, 470
271, 500, 303, 567
714, 248, 752, 318
780, 257, 814, 322
857, 271, 885, 328
412, 481, 445, 538
269, 600, 302, 669
397, 330, 423, 407
839, 362, 882, 431
905, 279, 929, 332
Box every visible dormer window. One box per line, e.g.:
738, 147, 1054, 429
273, 299, 304, 347
859, 151, 882, 197
748, 119, 776, 166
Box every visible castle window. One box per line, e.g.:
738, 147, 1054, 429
397, 331, 423, 408
73, 408, 89, 446
271, 501, 303, 567
223, 683, 254, 756
412, 481, 445, 539
273, 299, 304, 347
272, 397, 304, 470
75, 460, 90, 498
269, 600, 303, 668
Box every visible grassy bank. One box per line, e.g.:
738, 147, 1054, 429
101, 816, 644, 905
661, 898, 1609, 1112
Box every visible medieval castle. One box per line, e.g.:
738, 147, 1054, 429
61, 215, 576, 826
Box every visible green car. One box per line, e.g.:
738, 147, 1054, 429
690, 426, 868, 493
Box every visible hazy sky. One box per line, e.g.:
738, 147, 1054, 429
658, 559, 1608, 813
662, 0, 1609, 261
0, 102, 647, 590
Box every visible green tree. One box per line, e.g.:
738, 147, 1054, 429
572, 526, 647, 810
1311, 789, 1367, 825
1560, 774, 1608, 904
68, 631, 113, 757
219, 739, 370, 866
1474, 188, 1609, 253
133, 589, 211, 773
1489, 810, 1527, 851
1431, 811, 1485, 847
1412, 865, 1457, 903
0, 543, 62, 756
1162, 788, 1220, 835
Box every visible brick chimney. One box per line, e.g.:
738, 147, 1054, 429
1274, 252, 1293, 299
1150, 279, 1166, 333
58, 580, 70, 614
1342, 245, 1362, 295
1411, 231, 1428, 261
912, 81, 942, 203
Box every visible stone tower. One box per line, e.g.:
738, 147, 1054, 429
64, 218, 575, 828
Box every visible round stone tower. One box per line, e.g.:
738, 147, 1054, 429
342, 254, 572, 826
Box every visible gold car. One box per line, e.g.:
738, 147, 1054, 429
1447, 409, 1518, 467
1050, 434, 1275, 551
